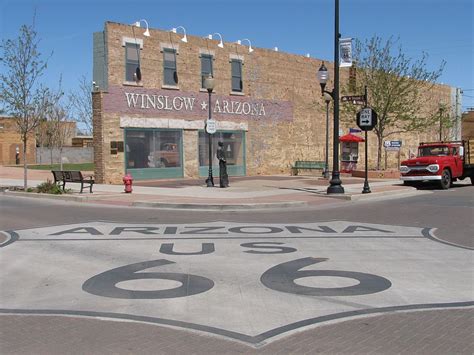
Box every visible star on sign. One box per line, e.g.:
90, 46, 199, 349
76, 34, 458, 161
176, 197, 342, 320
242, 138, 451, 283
200, 101, 208, 110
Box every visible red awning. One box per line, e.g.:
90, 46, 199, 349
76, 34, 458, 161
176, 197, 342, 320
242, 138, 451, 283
339, 133, 365, 142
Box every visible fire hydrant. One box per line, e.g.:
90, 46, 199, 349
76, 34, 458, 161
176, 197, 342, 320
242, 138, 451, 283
123, 173, 133, 193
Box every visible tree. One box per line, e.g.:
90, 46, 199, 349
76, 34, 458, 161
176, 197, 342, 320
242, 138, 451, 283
49, 102, 74, 170
68, 75, 93, 135
0, 21, 53, 189
341, 36, 445, 169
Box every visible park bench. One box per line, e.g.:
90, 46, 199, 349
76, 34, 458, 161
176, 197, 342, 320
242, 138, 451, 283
291, 160, 326, 176
51, 170, 95, 193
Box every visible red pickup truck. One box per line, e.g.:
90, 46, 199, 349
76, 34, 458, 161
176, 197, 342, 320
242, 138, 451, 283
400, 140, 474, 189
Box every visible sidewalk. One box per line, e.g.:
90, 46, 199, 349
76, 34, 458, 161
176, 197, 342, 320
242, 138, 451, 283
0, 166, 424, 210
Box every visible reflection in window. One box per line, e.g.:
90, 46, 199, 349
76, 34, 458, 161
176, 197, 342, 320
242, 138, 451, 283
125, 43, 140, 82
125, 129, 182, 169
163, 48, 178, 86
199, 131, 244, 167
418, 146, 449, 157
231, 59, 243, 92
201, 54, 213, 89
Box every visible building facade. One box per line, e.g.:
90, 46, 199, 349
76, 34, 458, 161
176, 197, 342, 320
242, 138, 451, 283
0, 116, 36, 165
92, 21, 455, 184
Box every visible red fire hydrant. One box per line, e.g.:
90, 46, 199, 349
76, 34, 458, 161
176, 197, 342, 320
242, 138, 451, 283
123, 173, 133, 193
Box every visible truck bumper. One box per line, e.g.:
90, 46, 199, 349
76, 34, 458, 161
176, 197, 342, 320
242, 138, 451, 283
400, 175, 441, 181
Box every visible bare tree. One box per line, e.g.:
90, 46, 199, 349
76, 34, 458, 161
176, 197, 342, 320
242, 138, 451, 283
49, 102, 74, 170
341, 36, 445, 169
0, 21, 53, 188
68, 75, 93, 135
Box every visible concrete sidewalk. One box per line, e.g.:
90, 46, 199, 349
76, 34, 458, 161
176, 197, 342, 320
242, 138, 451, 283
0, 166, 425, 210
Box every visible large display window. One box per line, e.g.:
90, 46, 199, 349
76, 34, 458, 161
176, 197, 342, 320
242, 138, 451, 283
125, 129, 183, 179
198, 131, 246, 176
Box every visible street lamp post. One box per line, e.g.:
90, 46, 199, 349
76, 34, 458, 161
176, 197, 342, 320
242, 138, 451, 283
316, 0, 344, 194
324, 93, 332, 179
203, 74, 215, 187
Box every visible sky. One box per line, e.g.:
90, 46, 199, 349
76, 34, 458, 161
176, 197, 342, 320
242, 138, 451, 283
1, 0, 473, 111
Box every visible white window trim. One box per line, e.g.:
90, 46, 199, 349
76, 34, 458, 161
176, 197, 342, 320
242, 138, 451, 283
199, 48, 216, 57
160, 43, 180, 54
122, 37, 143, 49
229, 54, 244, 62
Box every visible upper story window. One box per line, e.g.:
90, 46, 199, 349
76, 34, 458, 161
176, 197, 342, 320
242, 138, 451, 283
201, 54, 213, 89
231, 59, 243, 93
125, 43, 140, 82
163, 48, 178, 86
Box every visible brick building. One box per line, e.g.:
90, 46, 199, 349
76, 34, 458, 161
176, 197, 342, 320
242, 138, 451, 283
92, 21, 456, 184
0, 116, 36, 165
462, 109, 474, 140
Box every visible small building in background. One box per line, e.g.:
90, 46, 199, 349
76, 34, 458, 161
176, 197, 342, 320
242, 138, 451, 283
0, 116, 36, 165
72, 136, 94, 147
462, 108, 474, 140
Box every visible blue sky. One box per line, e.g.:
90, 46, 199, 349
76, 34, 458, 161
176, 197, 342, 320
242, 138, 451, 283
1, 0, 473, 110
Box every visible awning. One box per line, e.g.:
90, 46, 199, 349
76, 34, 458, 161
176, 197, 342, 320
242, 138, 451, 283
339, 133, 365, 142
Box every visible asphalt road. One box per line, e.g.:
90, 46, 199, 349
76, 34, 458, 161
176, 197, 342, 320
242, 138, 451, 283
0, 186, 473, 354
1, 184, 473, 248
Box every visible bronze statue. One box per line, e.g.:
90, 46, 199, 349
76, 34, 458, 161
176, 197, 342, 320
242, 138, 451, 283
216, 141, 229, 188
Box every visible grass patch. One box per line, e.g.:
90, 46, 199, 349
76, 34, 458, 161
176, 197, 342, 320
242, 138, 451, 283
23, 163, 94, 171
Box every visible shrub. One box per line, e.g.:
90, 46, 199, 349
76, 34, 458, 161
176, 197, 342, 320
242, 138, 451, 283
36, 180, 64, 194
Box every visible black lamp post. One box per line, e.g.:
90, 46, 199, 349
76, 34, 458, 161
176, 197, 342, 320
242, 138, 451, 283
203, 73, 215, 187
323, 92, 332, 179
316, 0, 344, 194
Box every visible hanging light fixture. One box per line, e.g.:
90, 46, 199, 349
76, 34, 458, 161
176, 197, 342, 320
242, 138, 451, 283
171, 26, 188, 43
237, 39, 253, 53
208, 33, 224, 48
132, 19, 150, 37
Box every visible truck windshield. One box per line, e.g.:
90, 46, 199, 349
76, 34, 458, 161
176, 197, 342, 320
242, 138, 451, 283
418, 146, 449, 157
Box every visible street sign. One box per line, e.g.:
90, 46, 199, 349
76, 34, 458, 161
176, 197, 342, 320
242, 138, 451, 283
206, 119, 217, 134
356, 108, 377, 131
342, 95, 366, 105
384, 140, 402, 150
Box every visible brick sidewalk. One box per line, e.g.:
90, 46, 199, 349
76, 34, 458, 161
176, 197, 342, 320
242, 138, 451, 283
1, 309, 472, 354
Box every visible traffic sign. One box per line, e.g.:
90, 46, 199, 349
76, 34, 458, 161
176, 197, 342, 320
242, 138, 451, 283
356, 108, 377, 131
206, 119, 217, 134
342, 95, 366, 105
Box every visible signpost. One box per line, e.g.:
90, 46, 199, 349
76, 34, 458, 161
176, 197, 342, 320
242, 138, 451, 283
206, 119, 217, 134
384, 140, 402, 169
356, 107, 378, 194
341, 95, 366, 105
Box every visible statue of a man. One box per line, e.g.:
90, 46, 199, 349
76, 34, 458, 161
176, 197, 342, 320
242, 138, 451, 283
216, 141, 229, 188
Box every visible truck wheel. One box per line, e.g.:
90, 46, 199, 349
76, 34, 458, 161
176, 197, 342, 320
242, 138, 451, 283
439, 169, 451, 190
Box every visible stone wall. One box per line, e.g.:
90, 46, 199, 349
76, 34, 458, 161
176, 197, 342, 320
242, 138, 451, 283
36, 147, 93, 164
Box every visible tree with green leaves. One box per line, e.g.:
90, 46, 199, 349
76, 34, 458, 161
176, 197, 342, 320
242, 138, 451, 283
341, 36, 446, 169
0, 21, 53, 189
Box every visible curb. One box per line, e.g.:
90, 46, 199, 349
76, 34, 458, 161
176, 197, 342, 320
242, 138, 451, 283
322, 188, 432, 201
1, 190, 309, 211
132, 201, 308, 211
2, 190, 88, 202
1, 187, 429, 210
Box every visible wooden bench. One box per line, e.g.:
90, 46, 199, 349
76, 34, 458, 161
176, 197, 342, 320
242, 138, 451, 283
51, 170, 95, 193
291, 161, 326, 176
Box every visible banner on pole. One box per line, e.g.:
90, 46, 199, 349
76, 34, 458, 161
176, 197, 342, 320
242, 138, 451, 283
340, 38, 353, 68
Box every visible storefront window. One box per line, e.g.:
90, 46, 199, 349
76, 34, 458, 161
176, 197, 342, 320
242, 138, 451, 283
125, 129, 182, 169
199, 131, 245, 173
